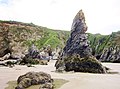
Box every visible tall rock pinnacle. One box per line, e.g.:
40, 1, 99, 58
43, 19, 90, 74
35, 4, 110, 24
55, 10, 107, 73
63, 10, 92, 57
71, 9, 87, 33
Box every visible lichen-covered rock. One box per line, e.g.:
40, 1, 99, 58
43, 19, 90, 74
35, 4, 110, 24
56, 55, 106, 73
55, 10, 107, 73
15, 72, 53, 89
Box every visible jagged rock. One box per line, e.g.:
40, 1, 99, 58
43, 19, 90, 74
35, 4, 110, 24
15, 72, 53, 89
20, 44, 50, 65
63, 10, 92, 57
88, 31, 120, 62
28, 44, 39, 58
100, 46, 120, 62
55, 10, 106, 73
99, 32, 120, 62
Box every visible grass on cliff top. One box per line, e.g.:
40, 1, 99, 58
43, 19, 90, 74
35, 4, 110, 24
88, 33, 111, 54
22, 28, 69, 49
5, 79, 68, 89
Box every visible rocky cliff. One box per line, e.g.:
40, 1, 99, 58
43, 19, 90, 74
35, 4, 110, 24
0, 21, 69, 58
0, 22, 9, 57
88, 31, 120, 62
0, 20, 120, 63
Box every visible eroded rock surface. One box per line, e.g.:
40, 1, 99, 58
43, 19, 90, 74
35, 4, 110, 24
15, 72, 53, 89
55, 10, 106, 73
100, 46, 120, 62
88, 31, 120, 62
63, 10, 92, 57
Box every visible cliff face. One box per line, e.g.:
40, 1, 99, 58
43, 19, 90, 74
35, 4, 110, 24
0, 23, 9, 57
0, 20, 120, 62
88, 31, 120, 62
0, 21, 43, 58
0, 21, 69, 58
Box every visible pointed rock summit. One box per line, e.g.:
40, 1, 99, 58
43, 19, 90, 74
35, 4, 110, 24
63, 10, 92, 57
55, 10, 107, 73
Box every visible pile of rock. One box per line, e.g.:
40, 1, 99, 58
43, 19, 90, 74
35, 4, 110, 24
55, 10, 107, 73
20, 44, 51, 65
15, 72, 53, 89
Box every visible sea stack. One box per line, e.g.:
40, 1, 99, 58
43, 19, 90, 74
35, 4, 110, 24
63, 9, 92, 57
55, 10, 107, 73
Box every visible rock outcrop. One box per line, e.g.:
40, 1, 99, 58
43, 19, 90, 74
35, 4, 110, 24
100, 46, 120, 62
88, 31, 120, 62
55, 10, 107, 73
63, 10, 92, 58
0, 23, 10, 57
15, 71, 53, 89
0, 22, 39, 58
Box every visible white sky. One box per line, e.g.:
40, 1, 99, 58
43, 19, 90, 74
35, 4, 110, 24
0, 0, 120, 35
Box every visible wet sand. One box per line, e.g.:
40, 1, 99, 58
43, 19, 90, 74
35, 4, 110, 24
0, 60, 120, 89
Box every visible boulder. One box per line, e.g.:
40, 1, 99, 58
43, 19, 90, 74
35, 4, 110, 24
55, 10, 107, 73
16, 72, 53, 89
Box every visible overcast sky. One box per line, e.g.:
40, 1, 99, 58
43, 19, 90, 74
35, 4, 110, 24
0, 0, 120, 35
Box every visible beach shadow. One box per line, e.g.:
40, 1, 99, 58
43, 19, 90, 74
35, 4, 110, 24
107, 71, 119, 74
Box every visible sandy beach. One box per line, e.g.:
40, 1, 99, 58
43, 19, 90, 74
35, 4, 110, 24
0, 60, 120, 89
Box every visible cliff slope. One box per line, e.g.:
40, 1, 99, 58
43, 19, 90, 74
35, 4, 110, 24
88, 31, 120, 62
0, 20, 69, 58
0, 20, 120, 62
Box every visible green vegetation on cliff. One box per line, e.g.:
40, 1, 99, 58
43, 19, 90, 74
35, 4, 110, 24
0, 20, 120, 62
88, 31, 120, 54
88, 33, 111, 55
88, 31, 120, 62
0, 20, 70, 52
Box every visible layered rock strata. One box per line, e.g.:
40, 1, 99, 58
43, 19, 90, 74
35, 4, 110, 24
55, 10, 106, 73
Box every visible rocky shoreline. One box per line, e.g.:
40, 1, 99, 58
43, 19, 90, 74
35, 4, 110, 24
0, 60, 120, 89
